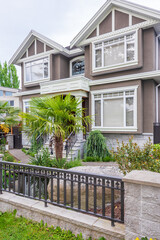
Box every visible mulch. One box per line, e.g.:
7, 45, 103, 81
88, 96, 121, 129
89, 202, 122, 220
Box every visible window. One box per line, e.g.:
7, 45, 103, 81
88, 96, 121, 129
23, 101, 30, 113
5, 91, 13, 96
0, 90, 3, 96
8, 100, 14, 107
93, 88, 137, 130
25, 57, 49, 83
70, 57, 85, 76
93, 31, 137, 71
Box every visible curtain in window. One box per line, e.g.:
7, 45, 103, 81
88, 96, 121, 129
95, 100, 101, 126
104, 43, 124, 67
126, 97, 134, 126
103, 98, 124, 127
95, 49, 102, 68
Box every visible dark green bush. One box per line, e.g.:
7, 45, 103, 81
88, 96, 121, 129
85, 130, 110, 159
102, 156, 115, 162
83, 155, 115, 162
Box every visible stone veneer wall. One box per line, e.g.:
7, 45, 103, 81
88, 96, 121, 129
123, 170, 160, 240
104, 134, 153, 150
6, 134, 14, 149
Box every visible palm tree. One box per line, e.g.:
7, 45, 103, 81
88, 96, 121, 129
0, 101, 20, 129
20, 95, 91, 159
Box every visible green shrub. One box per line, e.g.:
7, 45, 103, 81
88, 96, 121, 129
30, 148, 53, 167
65, 159, 82, 169
85, 130, 110, 159
113, 136, 160, 175
102, 156, 115, 162
83, 156, 115, 162
83, 156, 100, 162
3, 152, 15, 162
52, 158, 67, 169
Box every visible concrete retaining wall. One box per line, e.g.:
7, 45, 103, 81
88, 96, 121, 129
0, 192, 125, 240
123, 170, 160, 240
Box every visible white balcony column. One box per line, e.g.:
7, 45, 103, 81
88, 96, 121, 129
75, 95, 83, 141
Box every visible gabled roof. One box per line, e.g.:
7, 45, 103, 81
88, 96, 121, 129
9, 30, 68, 65
70, 0, 160, 48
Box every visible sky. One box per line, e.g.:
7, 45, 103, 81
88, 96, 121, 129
1, 0, 160, 80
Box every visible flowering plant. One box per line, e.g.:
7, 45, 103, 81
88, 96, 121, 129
135, 238, 156, 240
112, 136, 160, 175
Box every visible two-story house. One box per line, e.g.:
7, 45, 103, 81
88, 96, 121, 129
9, 0, 160, 152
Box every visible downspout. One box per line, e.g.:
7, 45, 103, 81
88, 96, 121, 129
155, 34, 160, 123
156, 84, 160, 123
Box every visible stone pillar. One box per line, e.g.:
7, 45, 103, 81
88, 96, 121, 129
123, 170, 160, 240
6, 134, 14, 149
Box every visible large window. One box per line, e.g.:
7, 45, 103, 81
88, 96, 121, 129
25, 57, 49, 83
93, 31, 137, 71
93, 87, 137, 130
0, 90, 3, 96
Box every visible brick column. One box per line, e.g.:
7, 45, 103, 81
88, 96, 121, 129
123, 170, 160, 240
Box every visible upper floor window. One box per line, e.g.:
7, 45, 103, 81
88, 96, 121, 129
5, 91, 13, 96
93, 31, 137, 72
0, 90, 3, 96
25, 57, 49, 83
70, 57, 85, 77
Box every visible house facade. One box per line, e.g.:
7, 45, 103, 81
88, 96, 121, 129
9, 0, 160, 151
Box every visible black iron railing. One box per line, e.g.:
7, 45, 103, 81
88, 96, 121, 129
0, 161, 124, 226
65, 131, 77, 157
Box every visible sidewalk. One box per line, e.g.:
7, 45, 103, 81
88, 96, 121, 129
9, 149, 30, 164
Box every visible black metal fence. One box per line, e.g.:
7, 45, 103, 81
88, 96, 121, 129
0, 161, 124, 226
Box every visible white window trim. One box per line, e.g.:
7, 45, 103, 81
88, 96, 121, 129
91, 85, 138, 132
92, 29, 138, 73
69, 56, 85, 77
24, 56, 50, 84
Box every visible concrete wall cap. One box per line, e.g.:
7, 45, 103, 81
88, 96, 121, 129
123, 170, 160, 188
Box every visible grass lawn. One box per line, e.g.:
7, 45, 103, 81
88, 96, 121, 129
0, 211, 105, 240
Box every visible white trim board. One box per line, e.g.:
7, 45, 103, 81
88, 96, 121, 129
89, 70, 160, 86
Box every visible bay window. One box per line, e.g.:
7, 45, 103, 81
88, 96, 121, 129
93, 87, 137, 130
25, 57, 49, 83
93, 31, 137, 71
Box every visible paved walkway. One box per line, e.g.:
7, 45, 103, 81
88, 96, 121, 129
9, 149, 30, 164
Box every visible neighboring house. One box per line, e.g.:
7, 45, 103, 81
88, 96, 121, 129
0, 86, 20, 108
0, 86, 22, 149
9, 0, 160, 153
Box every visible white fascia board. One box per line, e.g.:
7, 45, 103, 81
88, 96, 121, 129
14, 89, 40, 97
89, 70, 160, 86
70, 0, 160, 48
0, 86, 19, 92
79, 20, 159, 47
9, 30, 67, 65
